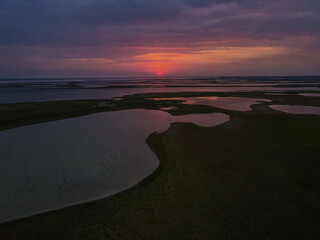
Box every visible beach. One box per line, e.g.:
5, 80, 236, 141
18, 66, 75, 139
0, 77, 320, 239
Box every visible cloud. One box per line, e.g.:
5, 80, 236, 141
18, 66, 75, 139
0, 0, 319, 76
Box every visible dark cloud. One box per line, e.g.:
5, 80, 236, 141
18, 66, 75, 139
0, 0, 319, 47
183, 0, 221, 8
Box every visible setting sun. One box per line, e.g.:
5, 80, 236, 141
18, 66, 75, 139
0, 0, 319, 238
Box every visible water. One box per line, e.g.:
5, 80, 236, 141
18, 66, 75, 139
0, 77, 319, 104
152, 96, 271, 111
1, 76, 319, 222
269, 105, 320, 115
0, 109, 229, 223
299, 93, 320, 97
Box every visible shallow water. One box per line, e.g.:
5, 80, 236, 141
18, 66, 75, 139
264, 93, 290, 95
269, 105, 320, 115
299, 93, 320, 97
0, 109, 229, 223
160, 106, 177, 111
152, 96, 271, 111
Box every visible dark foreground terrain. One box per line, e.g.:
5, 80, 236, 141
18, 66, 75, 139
0, 92, 319, 239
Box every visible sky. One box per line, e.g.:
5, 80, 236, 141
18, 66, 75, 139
0, 0, 320, 78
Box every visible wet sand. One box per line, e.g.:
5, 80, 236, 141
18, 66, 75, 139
0, 89, 319, 239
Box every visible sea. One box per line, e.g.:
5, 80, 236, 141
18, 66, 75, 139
0, 76, 319, 103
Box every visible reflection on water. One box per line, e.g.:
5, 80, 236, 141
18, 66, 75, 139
152, 96, 271, 111
264, 93, 289, 95
160, 106, 177, 111
1, 76, 319, 104
270, 105, 320, 115
1, 87, 318, 104
0, 109, 229, 223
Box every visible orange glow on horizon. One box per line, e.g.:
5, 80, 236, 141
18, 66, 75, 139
58, 46, 286, 76
112, 47, 285, 75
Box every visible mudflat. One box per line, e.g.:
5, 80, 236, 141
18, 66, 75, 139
0, 92, 319, 239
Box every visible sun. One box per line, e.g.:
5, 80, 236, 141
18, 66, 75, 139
157, 73, 163, 77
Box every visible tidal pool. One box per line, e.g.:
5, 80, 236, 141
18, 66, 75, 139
0, 109, 229, 223
264, 93, 290, 95
160, 106, 177, 111
299, 93, 320, 97
269, 105, 320, 115
152, 96, 271, 111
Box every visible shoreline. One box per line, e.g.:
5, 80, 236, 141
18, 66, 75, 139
0, 92, 320, 239
1, 91, 320, 132
0, 130, 168, 225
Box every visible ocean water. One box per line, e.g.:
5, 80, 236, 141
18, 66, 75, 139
0, 76, 319, 103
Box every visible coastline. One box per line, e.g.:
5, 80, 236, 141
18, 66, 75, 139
0, 92, 320, 239
1, 91, 320, 132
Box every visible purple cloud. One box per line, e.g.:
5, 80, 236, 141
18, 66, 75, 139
0, 0, 319, 76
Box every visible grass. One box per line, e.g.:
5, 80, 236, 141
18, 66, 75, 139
0, 93, 319, 239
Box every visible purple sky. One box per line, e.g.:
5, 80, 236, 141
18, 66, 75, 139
1, 0, 320, 77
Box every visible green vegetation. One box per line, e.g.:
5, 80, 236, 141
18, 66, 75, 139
0, 92, 319, 239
